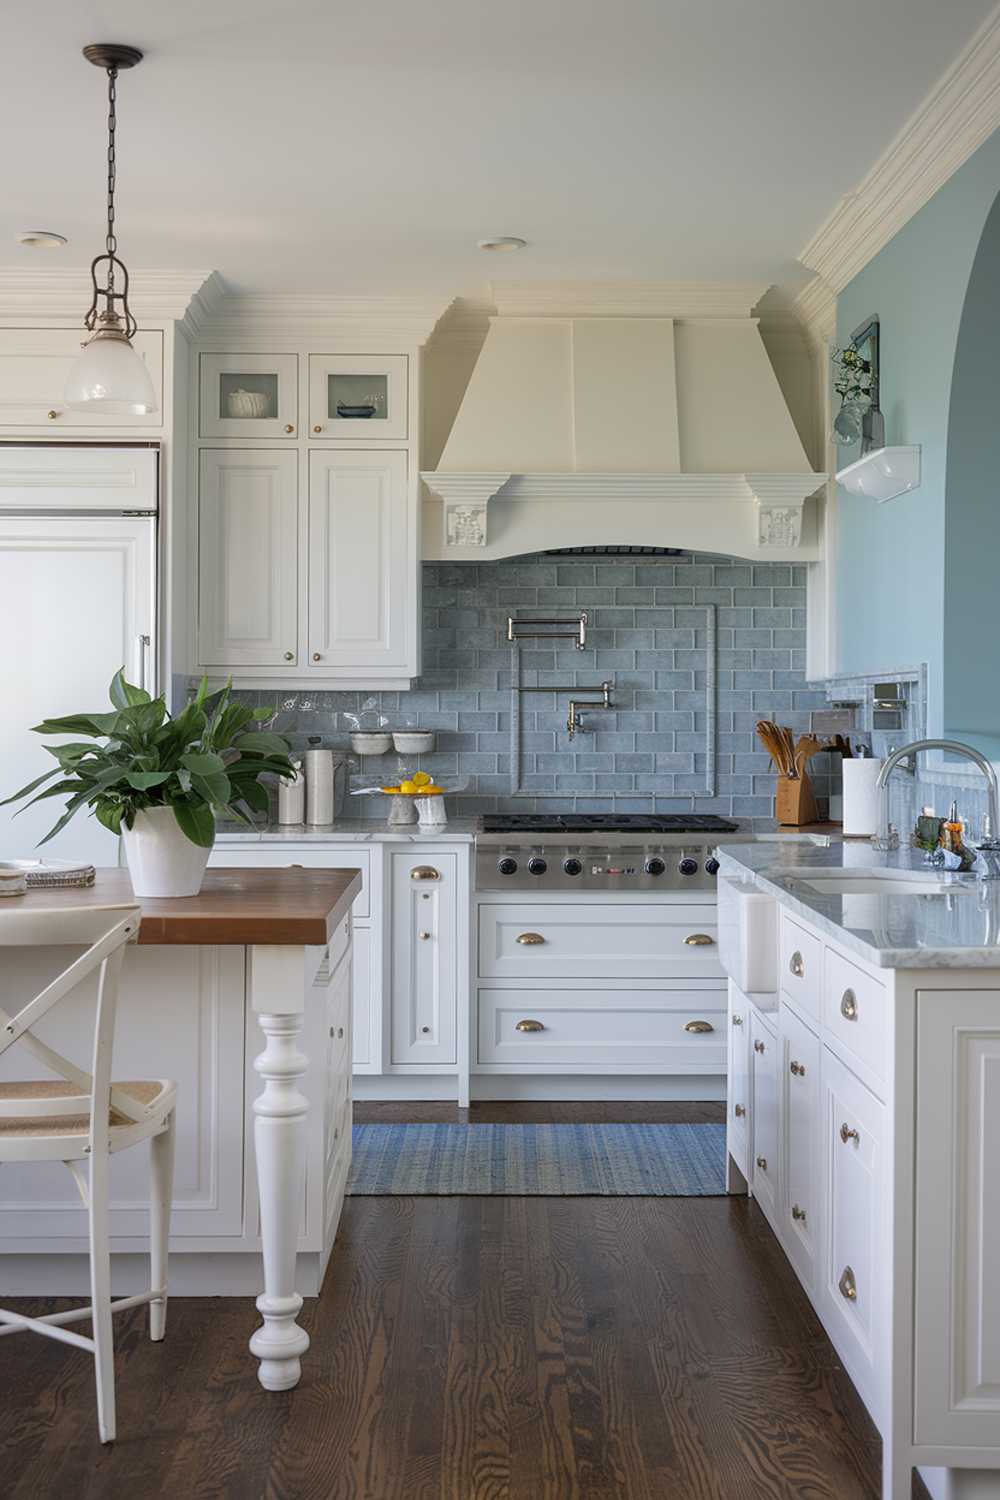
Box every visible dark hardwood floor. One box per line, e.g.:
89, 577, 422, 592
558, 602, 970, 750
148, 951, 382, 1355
0, 1102, 927, 1498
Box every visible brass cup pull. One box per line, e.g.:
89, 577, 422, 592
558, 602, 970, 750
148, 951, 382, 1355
684, 1019, 715, 1034
684, 933, 714, 946
791, 1204, 807, 1223
839, 1122, 860, 1145
753, 1039, 766, 1054
838, 1265, 858, 1302
789, 1059, 806, 1076
516, 932, 546, 945
734, 1103, 746, 1118
840, 988, 858, 1021
731, 1013, 744, 1027
515, 1018, 545, 1033
755, 1155, 767, 1171
789, 951, 804, 978
410, 866, 440, 881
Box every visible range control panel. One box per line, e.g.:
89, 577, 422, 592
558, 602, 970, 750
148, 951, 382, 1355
475, 844, 722, 893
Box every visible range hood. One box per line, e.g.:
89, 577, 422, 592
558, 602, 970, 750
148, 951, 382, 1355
421, 285, 826, 561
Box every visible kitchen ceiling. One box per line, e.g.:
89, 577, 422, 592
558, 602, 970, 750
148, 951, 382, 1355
2, 0, 995, 296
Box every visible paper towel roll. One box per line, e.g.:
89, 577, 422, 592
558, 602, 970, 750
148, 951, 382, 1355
305, 748, 335, 825
841, 758, 884, 838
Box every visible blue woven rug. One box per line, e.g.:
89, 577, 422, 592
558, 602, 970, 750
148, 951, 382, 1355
348, 1122, 727, 1196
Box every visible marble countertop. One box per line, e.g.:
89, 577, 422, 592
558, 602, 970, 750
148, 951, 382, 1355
715, 840, 1000, 968
215, 818, 479, 845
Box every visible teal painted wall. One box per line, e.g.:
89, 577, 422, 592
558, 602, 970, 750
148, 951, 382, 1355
834, 126, 1000, 749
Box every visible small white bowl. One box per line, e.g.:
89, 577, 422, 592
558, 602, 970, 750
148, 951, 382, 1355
392, 731, 436, 754
351, 732, 393, 756
0, 863, 27, 897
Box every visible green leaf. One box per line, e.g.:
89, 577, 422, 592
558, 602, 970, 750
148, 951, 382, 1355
125, 770, 172, 790
0, 765, 61, 807
30, 711, 124, 737
190, 771, 232, 807
13, 778, 88, 813
171, 801, 215, 848
109, 669, 151, 710
95, 802, 125, 835
181, 751, 228, 777
233, 732, 291, 757
252, 706, 277, 721
237, 779, 270, 813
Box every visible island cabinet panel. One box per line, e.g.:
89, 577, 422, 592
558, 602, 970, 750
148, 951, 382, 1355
0, 945, 246, 1240
726, 982, 751, 1180
780, 1001, 821, 1291
749, 1008, 780, 1232
198, 448, 299, 667
914, 989, 1000, 1450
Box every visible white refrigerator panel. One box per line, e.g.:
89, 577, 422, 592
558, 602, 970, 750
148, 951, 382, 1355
0, 444, 158, 511
0, 516, 155, 864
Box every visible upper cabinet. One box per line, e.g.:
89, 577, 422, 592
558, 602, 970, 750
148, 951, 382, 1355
308, 355, 408, 440
199, 353, 298, 439
0, 327, 163, 429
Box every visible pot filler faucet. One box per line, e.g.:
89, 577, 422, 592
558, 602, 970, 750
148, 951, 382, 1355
874, 738, 1000, 877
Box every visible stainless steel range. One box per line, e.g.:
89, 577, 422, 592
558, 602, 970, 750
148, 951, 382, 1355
474, 813, 741, 893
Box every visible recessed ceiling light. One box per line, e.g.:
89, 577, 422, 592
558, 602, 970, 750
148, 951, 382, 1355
477, 236, 527, 252
17, 231, 68, 249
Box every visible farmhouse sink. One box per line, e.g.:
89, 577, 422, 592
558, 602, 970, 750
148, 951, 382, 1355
796, 872, 971, 898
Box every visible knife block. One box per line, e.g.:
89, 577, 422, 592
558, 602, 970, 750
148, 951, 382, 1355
775, 772, 818, 827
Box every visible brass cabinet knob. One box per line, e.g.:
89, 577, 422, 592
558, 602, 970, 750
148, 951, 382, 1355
284, 423, 295, 433
313, 424, 322, 433
789, 950, 804, 977
418, 930, 431, 940
47, 409, 59, 420
684, 932, 714, 946
789, 1059, 806, 1076
421, 1025, 430, 1034
839, 1122, 860, 1145
840, 988, 858, 1021
684, 1019, 715, 1034
312, 652, 321, 662
516, 932, 545, 945
733, 1103, 746, 1118
515, 1018, 545, 1033
731, 1013, 743, 1026
755, 1155, 768, 1171
283, 651, 294, 661
838, 1265, 857, 1302
753, 1039, 765, 1054
410, 865, 440, 881
791, 1203, 807, 1223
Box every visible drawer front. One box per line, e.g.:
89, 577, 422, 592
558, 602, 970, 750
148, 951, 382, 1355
779, 913, 822, 1021
727, 982, 751, 1178
781, 1002, 821, 1286
477, 989, 727, 1070
478, 903, 721, 980
209, 845, 371, 919
822, 948, 887, 1093
820, 1047, 886, 1420
750, 1009, 780, 1229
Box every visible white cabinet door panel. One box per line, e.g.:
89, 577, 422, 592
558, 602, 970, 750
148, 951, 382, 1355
0, 328, 163, 428
198, 449, 298, 667
391, 852, 457, 1064
750, 1009, 779, 1231
350, 924, 374, 1068
727, 982, 751, 1180
781, 1001, 821, 1288
308, 450, 409, 670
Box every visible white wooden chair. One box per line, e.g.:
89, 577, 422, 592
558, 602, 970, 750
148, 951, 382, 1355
0, 903, 177, 1443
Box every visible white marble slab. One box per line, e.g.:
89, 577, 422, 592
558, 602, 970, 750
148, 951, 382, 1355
215, 818, 478, 845
715, 840, 1000, 968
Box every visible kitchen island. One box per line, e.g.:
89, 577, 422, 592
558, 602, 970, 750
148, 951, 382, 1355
716, 841, 1000, 1500
0, 866, 361, 1393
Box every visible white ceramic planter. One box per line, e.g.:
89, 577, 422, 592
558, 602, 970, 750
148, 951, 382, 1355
122, 806, 213, 898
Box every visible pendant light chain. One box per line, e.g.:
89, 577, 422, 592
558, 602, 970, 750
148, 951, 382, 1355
105, 66, 118, 294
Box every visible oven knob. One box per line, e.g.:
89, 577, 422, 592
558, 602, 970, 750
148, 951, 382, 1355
527, 856, 548, 876
678, 856, 699, 877
497, 857, 518, 876
562, 857, 582, 877
644, 856, 666, 877
705, 856, 720, 877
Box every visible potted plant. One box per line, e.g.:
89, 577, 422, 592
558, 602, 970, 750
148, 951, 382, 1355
2, 671, 296, 898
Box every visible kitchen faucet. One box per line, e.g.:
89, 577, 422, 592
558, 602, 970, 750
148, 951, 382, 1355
874, 738, 1000, 876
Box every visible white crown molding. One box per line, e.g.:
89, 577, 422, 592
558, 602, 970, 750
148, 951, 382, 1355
0, 267, 218, 324
799, 1, 1000, 295
189, 290, 453, 345
792, 276, 838, 347
425, 295, 494, 351
489, 281, 771, 319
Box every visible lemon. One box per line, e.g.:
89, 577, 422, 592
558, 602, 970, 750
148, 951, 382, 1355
400, 779, 417, 794
411, 770, 432, 787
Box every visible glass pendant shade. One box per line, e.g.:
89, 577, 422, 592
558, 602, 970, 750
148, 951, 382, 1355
64, 325, 157, 416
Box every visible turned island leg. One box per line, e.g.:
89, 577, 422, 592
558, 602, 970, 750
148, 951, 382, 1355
247, 946, 314, 1391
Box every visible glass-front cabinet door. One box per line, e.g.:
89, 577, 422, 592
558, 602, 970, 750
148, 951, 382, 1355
308, 354, 408, 440
199, 353, 298, 438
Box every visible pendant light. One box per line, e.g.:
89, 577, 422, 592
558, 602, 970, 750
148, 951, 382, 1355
64, 44, 157, 416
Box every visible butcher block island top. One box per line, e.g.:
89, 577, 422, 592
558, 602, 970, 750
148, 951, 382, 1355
18, 866, 363, 946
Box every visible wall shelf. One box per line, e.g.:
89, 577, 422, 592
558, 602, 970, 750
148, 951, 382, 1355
835, 445, 921, 504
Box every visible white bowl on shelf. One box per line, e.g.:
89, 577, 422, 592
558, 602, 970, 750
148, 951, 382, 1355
350, 732, 393, 755
392, 731, 435, 754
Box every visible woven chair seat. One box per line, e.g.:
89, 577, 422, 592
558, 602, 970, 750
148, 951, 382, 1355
0, 1080, 169, 1138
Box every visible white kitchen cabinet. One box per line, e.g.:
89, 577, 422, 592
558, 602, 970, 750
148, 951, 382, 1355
477, 901, 722, 980
200, 353, 298, 439
350, 924, 373, 1068
390, 851, 459, 1065
750, 1008, 780, 1231
726, 982, 751, 1182
780, 1000, 821, 1290
0, 327, 163, 429
198, 448, 298, 667
308, 354, 408, 440
307, 449, 411, 673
